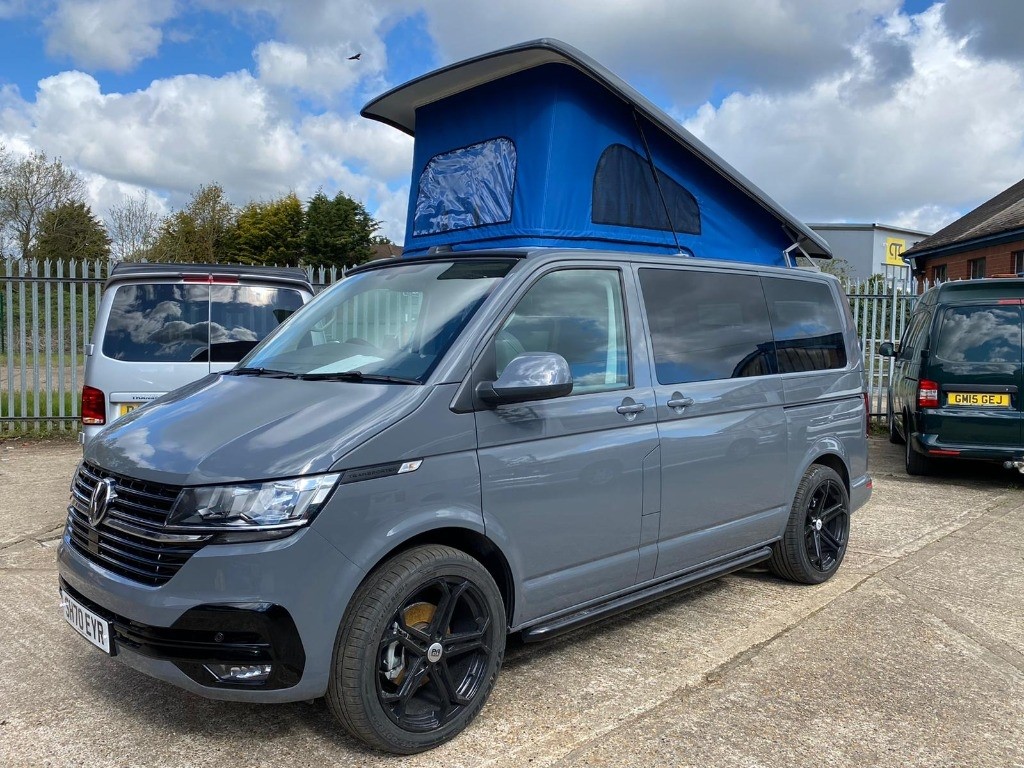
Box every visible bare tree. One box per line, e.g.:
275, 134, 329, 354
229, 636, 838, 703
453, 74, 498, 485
107, 191, 160, 262
0, 150, 87, 260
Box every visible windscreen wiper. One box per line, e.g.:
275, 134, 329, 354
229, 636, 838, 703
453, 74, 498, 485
297, 371, 420, 385
222, 367, 299, 378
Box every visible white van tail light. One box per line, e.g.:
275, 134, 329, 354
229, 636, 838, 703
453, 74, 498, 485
81, 386, 106, 425
918, 380, 940, 409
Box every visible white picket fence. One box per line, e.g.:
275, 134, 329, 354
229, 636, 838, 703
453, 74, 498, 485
0, 258, 926, 434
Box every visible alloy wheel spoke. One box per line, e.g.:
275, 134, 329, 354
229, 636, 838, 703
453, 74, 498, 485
434, 659, 468, 708
380, 626, 427, 656
393, 657, 429, 716
444, 617, 491, 657
812, 530, 823, 565
397, 612, 431, 645
820, 526, 844, 551
430, 579, 469, 637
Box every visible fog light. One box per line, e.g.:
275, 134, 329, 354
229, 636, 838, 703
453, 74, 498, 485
205, 663, 272, 683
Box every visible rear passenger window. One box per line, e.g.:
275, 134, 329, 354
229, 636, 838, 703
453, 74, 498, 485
935, 306, 1022, 363
494, 269, 629, 394
762, 278, 847, 373
638, 269, 774, 384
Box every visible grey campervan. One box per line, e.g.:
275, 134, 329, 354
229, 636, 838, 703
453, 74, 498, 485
57, 40, 871, 754
59, 250, 870, 752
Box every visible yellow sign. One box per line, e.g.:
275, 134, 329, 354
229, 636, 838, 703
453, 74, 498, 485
884, 237, 907, 267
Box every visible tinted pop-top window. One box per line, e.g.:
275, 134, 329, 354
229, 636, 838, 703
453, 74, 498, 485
592, 145, 700, 234
102, 283, 304, 362
638, 268, 774, 384
762, 277, 847, 373
935, 305, 1022, 363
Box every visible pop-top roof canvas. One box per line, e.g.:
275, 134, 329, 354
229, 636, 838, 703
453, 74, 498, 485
362, 40, 831, 266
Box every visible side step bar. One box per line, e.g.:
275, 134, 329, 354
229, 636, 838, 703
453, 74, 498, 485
521, 546, 773, 643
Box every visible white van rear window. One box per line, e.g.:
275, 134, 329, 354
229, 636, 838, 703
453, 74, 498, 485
102, 283, 304, 362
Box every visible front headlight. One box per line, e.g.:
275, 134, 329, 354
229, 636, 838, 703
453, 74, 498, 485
168, 474, 340, 531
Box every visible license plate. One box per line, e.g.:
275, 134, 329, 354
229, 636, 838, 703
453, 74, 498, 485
60, 589, 114, 655
947, 392, 1010, 407
118, 404, 138, 417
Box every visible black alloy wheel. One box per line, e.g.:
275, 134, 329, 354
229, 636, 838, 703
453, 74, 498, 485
327, 545, 505, 754
769, 464, 851, 584
376, 576, 494, 732
802, 477, 848, 573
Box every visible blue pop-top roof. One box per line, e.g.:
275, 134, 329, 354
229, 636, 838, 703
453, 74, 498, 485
362, 39, 831, 265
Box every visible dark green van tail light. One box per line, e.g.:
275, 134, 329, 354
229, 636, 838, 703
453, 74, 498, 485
918, 379, 940, 409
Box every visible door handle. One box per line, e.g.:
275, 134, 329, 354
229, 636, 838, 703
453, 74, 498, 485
667, 394, 694, 412
616, 403, 647, 415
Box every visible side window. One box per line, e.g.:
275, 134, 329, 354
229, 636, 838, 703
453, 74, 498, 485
934, 305, 1022, 363
762, 277, 847, 373
897, 313, 928, 361
638, 268, 774, 384
494, 269, 629, 394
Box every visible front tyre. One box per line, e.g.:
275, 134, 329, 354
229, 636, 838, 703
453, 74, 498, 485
327, 545, 506, 754
769, 464, 851, 585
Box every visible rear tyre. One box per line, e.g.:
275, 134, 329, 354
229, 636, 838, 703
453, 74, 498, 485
769, 464, 850, 585
904, 425, 932, 476
888, 396, 904, 445
327, 545, 506, 754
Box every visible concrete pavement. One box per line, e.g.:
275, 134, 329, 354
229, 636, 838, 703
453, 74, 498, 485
0, 436, 1021, 767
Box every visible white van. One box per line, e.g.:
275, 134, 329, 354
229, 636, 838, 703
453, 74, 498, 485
80, 263, 313, 446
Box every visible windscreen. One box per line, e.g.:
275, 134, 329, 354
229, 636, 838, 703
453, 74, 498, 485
102, 283, 305, 363
241, 259, 516, 383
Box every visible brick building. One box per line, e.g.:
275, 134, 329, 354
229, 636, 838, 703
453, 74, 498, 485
904, 177, 1024, 289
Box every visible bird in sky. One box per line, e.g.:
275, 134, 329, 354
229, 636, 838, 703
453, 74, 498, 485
348, 53, 361, 60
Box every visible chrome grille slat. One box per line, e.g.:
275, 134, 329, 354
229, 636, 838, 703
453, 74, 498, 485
65, 462, 201, 586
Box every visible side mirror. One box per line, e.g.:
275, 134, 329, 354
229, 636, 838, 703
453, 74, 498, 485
477, 352, 573, 407
878, 341, 896, 357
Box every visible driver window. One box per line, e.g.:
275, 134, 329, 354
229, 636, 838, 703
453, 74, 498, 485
493, 269, 629, 394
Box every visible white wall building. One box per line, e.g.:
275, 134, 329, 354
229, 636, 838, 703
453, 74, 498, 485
808, 223, 931, 281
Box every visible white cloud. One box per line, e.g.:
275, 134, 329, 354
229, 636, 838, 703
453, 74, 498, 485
423, 0, 902, 106
0, 65, 411, 238
44, 0, 177, 72
682, 5, 1024, 230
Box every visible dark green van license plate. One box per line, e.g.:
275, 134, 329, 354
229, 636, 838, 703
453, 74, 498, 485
947, 392, 1010, 407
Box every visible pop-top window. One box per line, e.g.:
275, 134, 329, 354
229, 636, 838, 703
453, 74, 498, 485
102, 284, 304, 362
592, 144, 700, 234
413, 138, 516, 236
935, 306, 1022, 364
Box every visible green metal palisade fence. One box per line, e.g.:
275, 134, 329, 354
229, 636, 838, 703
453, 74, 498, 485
1, 258, 927, 436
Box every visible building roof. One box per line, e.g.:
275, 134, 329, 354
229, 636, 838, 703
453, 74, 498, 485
808, 222, 932, 237
362, 38, 831, 260
903, 177, 1024, 260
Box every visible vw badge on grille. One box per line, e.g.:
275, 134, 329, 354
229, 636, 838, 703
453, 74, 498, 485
88, 477, 117, 527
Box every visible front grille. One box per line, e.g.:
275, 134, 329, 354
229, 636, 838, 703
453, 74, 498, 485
67, 463, 209, 586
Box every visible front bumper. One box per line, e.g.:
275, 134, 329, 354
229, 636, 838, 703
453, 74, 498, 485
57, 524, 364, 703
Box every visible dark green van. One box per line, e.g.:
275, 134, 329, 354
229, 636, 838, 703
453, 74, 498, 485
881, 279, 1024, 475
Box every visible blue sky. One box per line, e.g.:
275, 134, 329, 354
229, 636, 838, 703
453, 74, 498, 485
1, 0, 1023, 247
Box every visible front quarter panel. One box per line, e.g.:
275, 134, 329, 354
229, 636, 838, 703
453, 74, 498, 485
313, 449, 485, 574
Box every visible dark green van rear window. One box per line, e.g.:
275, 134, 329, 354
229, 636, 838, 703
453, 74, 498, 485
934, 305, 1022, 363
